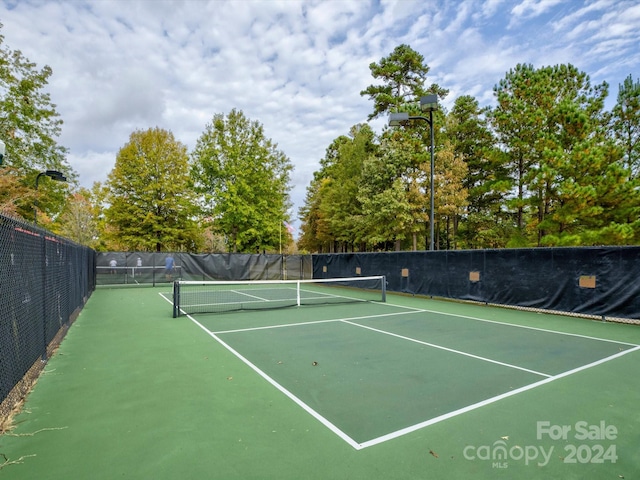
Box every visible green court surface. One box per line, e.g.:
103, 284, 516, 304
1, 286, 639, 479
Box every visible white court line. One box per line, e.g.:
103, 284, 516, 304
383, 302, 640, 347
184, 311, 362, 450
230, 289, 271, 302
213, 310, 420, 334
359, 345, 640, 449
172, 294, 367, 312
214, 317, 346, 334
341, 319, 552, 378
159, 292, 361, 448
157, 291, 640, 449
297, 287, 369, 303
174, 286, 373, 311
163, 289, 638, 350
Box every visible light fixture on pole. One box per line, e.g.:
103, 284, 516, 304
34, 170, 67, 224
388, 94, 438, 251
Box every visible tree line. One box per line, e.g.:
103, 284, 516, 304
59, 111, 294, 253
0, 26, 294, 253
298, 45, 640, 252
1, 27, 638, 253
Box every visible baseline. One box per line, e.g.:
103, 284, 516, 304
158, 292, 640, 449
359, 345, 640, 449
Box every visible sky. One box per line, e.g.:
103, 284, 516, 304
1, 0, 639, 230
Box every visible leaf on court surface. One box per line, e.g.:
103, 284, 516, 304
312, 361, 318, 366
0, 453, 37, 470
226, 376, 233, 381
429, 449, 439, 458
501, 436, 509, 440
5, 426, 68, 437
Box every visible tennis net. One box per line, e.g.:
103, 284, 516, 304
172, 275, 386, 317
96, 265, 182, 286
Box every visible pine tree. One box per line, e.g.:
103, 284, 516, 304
612, 74, 640, 178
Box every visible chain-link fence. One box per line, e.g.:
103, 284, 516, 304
0, 213, 96, 429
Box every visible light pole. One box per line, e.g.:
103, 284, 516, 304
388, 94, 438, 251
34, 170, 67, 224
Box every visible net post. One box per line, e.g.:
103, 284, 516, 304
296, 279, 301, 306
173, 280, 179, 318
381, 275, 386, 302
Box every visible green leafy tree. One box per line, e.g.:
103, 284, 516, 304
105, 127, 200, 252
298, 125, 376, 253
298, 177, 332, 253
54, 188, 99, 247
359, 175, 414, 250
298, 134, 350, 253
357, 130, 427, 251
303, 136, 351, 252
0, 23, 72, 220
612, 74, 640, 178
87, 181, 111, 251
446, 95, 511, 248
191, 109, 293, 253
434, 140, 468, 249
0, 165, 35, 216
297, 179, 321, 253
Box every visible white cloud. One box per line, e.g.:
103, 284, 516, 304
478, 0, 509, 19
511, 0, 565, 19
0, 0, 638, 226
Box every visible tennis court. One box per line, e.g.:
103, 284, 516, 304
2, 284, 639, 479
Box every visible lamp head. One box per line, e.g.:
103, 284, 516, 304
388, 112, 410, 126
45, 170, 67, 182
420, 94, 438, 112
